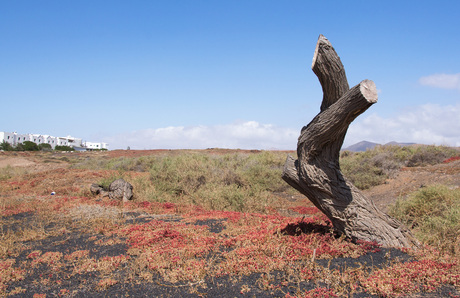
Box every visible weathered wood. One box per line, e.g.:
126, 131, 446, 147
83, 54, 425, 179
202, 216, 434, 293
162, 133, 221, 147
283, 35, 419, 248
312, 34, 350, 112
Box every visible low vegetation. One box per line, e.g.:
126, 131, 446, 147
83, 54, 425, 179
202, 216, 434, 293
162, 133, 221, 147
71, 150, 295, 213
0, 166, 29, 181
340, 144, 459, 189
0, 141, 74, 152
389, 185, 460, 255
0, 145, 459, 296
54, 145, 75, 151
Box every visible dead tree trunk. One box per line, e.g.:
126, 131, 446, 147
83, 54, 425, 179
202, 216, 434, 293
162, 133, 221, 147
282, 35, 419, 248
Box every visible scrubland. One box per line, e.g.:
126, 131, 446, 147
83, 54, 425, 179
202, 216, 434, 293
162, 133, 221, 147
0, 145, 459, 297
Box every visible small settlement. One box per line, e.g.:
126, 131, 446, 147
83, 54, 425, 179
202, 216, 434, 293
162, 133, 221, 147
0, 131, 108, 151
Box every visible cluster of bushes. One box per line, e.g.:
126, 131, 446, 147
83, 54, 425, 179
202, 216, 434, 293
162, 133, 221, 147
146, 151, 290, 211
54, 145, 75, 151
0, 141, 74, 152
74, 150, 293, 212
340, 145, 459, 189
389, 185, 460, 255
70, 145, 460, 211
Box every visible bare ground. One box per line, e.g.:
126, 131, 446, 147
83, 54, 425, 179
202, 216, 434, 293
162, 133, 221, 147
363, 160, 460, 212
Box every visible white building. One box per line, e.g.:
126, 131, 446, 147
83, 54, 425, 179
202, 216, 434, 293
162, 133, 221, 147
43, 135, 57, 147
32, 134, 46, 145
1, 131, 108, 150
84, 141, 109, 150
16, 133, 30, 143
56, 137, 69, 147
0, 132, 16, 145
66, 136, 83, 147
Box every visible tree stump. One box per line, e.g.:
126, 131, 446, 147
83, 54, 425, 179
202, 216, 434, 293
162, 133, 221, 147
282, 35, 419, 248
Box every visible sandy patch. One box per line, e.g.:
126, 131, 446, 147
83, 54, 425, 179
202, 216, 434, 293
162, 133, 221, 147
0, 157, 36, 168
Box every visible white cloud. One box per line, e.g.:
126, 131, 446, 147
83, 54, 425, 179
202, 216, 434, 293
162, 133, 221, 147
103, 104, 460, 151
419, 73, 460, 90
345, 103, 460, 147
103, 121, 299, 150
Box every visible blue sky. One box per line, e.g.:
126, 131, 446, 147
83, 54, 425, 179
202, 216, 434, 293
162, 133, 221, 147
1, 1, 459, 149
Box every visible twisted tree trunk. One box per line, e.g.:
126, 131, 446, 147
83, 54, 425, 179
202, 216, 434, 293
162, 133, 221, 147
282, 35, 419, 248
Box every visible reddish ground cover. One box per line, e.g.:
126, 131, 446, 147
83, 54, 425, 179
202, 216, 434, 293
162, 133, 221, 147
1, 151, 459, 297
1, 194, 459, 297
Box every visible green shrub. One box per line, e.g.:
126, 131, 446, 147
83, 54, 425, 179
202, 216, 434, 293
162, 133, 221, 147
71, 150, 290, 212
38, 143, 52, 151
70, 145, 460, 211
149, 153, 211, 196
0, 141, 14, 151
406, 145, 459, 167
389, 185, 460, 254
340, 145, 459, 190
55, 145, 75, 151
145, 151, 288, 212
237, 151, 289, 193
340, 145, 407, 189
21, 141, 40, 151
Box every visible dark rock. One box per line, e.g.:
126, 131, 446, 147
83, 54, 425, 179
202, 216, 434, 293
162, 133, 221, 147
90, 183, 104, 195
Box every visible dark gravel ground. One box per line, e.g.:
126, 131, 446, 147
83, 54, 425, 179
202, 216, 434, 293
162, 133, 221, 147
2, 213, 460, 297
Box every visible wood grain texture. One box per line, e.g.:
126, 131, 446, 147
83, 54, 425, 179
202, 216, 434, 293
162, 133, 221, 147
283, 35, 419, 248
312, 34, 350, 112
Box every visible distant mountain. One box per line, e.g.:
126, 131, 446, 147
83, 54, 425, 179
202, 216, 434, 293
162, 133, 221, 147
343, 141, 379, 152
384, 141, 416, 147
343, 141, 416, 152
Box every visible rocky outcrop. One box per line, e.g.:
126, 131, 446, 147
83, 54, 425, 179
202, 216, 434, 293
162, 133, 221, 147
90, 184, 105, 195
108, 178, 133, 202
90, 178, 133, 201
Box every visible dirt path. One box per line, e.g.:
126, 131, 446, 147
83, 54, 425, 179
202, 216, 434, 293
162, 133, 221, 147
0, 152, 74, 174
364, 160, 460, 212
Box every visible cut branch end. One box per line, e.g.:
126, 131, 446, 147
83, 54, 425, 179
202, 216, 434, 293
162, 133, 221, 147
360, 80, 378, 103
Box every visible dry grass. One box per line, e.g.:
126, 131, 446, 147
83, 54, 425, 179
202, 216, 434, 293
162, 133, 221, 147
340, 144, 459, 189
0, 166, 29, 181
70, 150, 297, 213
0, 148, 459, 297
389, 185, 460, 255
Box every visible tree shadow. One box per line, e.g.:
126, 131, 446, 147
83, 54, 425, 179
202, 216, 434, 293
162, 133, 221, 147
280, 220, 336, 237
